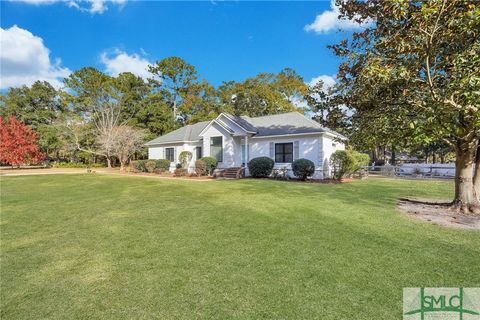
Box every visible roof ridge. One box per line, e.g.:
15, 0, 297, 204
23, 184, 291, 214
250, 111, 298, 119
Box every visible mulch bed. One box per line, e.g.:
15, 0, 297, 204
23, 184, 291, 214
397, 198, 480, 230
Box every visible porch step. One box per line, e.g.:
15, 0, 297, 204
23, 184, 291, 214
222, 167, 245, 179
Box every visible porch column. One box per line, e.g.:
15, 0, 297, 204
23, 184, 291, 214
245, 135, 249, 164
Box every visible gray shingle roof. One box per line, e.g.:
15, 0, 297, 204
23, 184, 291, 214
145, 121, 209, 145
222, 113, 257, 133
146, 112, 345, 145
241, 112, 330, 136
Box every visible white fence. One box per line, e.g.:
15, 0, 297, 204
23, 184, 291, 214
367, 163, 457, 179
398, 163, 456, 177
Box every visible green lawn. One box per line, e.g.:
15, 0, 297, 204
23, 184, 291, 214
1, 174, 479, 319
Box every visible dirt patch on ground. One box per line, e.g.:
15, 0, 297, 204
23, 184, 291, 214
397, 198, 480, 230
0, 168, 214, 181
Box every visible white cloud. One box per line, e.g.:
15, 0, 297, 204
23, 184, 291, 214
89, 0, 106, 13
305, 0, 370, 34
0, 25, 71, 89
100, 49, 152, 79
11, 0, 126, 14
308, 74, 336, 89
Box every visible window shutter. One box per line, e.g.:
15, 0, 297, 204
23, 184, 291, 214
162, 148, 165, 159
269, 142, 274, 159
293, 141, 299, 160
173, 147, 177, 162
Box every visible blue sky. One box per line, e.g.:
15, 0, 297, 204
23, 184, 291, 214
1, 0, 364, 89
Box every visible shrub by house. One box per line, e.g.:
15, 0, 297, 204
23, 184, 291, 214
292, 158, 315, 181
248, 157, 274, 178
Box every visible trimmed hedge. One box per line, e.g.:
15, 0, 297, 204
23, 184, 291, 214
130, 159, 171, 173
248, 157, 274, 178
292, 158, 315, 181
145, 160, 156, 173
135, 160, 148, 172
155, 159, 171, 171
200, 157, 218, 175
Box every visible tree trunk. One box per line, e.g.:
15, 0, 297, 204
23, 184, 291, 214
453, 138, 480, 213
172, 95, 177, 121
391, 145, 396, 165
474, 144, 480, 201
106, 157, 112, 168
120, 161, 125, 172
371, 148, 378, 162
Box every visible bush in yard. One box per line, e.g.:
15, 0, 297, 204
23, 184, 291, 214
330, 150, 370, 179
134, 159, 148, 172
155, 159, 171, 171
292, 158, 315, 181
195, 159, 206, 176
174, 168, 188, 177
179, 151, 192, 168
145, 160, 157, 173
248, 157, 274, 178
200, 156, 218, 175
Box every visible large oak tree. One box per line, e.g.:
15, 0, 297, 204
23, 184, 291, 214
330, 0, 480, 212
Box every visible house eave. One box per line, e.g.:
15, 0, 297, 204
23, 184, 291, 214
145, 140, 201, 147
250, 132, 324, 139
220, 113, 257, 134
198, 118, 235, 137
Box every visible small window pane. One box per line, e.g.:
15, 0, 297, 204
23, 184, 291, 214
284, 144, 293, 153
196, 147, 202, 160
210, 136, 223, 162
274, 143, 293, 163
165, 148, 174, 162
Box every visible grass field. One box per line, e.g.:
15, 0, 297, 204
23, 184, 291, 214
1, 174, 479, 319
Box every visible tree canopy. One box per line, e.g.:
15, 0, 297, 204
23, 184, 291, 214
326, 0, 480, 212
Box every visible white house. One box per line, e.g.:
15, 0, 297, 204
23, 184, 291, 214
145, 112, 346, 179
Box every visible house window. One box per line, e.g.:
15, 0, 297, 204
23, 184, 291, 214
165, 147, 174, 162
275, 143, 293, 163
196, 146, 202, 160
210, 136, 223, 162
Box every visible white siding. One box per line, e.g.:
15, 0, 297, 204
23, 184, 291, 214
201, 122, 239, 168
249, 135, 322, 178
148, 143, 201, 172
320, 134, 345, 179
248, 134, 345, 179
148, 131, 345, 178
148, 146, 164, 160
